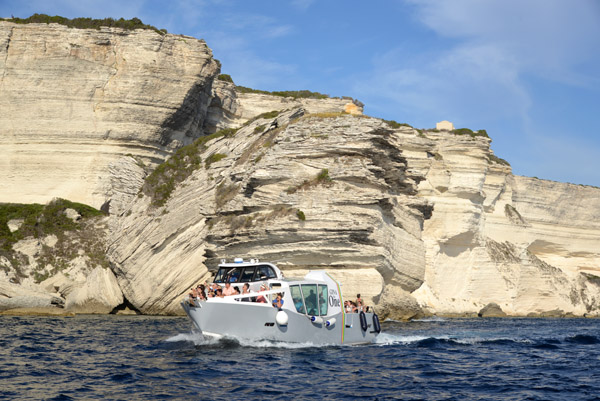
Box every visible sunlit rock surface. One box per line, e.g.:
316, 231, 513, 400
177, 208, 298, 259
2, 22, 600, 318
0, 21, 219, 209
109, 112, 600, 318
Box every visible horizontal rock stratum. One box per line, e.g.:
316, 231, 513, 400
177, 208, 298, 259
1, 20, 599, 318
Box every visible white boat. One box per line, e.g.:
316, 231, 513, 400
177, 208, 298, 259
181, 258, 381, 345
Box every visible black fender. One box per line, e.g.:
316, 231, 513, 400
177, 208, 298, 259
359, 311, 368, 332
372, 313, 381, 333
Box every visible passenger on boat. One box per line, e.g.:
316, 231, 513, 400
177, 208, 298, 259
229, 269, 240, 282
223, 282, 235, 296
215, 288, 224, 298
272, 293, 284, 309
306, 290, 317, 315
197, 286, 207, 301
356, 294, 365, 311
187, 291, 196, 306
344, 300, 353, 314
255, 284, 267, 303
241, 283, 253, 302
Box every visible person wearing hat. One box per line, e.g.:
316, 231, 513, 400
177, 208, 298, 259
256, 284, 267, 303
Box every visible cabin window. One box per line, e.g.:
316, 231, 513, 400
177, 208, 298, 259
214, 267, 243, 283
290, 285, 306, 314
214, 268, 227, 283
318, 285, 328, 316
228, 267, 242, 282
256, 265, 277, 280
301, 284, 318, 315
240, 267, 256, 282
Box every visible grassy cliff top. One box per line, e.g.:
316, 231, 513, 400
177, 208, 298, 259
1, 14, 167, 35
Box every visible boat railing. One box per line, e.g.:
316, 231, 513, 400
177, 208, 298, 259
183, 288, 286, 307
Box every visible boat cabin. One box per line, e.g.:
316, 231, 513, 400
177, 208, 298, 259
213, 258, 283, 285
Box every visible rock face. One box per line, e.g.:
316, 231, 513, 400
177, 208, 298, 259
0, 21, 219, 209
409, 133, 600, 317
478, 303, 507, 318
235, 92, 363, 121
109, 109, 428, 314
2, 22, 600, 318
109, 112, 600, 318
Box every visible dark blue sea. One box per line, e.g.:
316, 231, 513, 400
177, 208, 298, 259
1, 316, 599, 400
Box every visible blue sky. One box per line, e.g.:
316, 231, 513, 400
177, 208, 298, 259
2, 0, 599, 186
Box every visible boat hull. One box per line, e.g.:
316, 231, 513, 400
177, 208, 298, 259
182, 301, 379, 345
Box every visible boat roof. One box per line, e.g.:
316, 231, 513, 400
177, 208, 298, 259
218, 259, 278, 268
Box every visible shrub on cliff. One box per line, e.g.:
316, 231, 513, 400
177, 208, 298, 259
217, 74, 234, 83
452, 128, 490, 138
489, 154, 511, 166
205, 153, 227, 169
286, 169, 333, 194
0, 199, 107, 281
236, 86, 330, 100
143, 128, 238, 207
3, 14, 167, 35
383, 119, 412, 129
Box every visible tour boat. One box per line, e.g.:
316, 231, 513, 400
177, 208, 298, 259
181, 258, 381, 345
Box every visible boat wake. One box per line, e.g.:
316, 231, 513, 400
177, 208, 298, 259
373, 332, 537, 347
165, 331, 337, 349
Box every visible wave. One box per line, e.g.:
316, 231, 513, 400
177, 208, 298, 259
165, 331, 212, 346
165, 331, 338, 349
373, 333, 445, 346
166, 330, 598, 350
373, 333, 536, 347
564, 334, 599, 345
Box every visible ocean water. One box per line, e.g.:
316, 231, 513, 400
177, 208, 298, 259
1, 316, 599, 400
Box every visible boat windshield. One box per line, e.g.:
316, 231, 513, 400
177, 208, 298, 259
298, 284, 328, 316
290, 285, 306, 314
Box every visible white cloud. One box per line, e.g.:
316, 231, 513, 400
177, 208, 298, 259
357, 0, 600, 128
408, 0, 600, 86
355, 42, 530, 128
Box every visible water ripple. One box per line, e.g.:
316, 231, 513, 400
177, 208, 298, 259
1, 316, 600, 400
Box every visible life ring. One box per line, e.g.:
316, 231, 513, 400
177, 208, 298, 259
359, 311, 368, 332
372, 313, 381, 333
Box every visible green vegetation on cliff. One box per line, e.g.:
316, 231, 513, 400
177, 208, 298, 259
0, 199, 107, 282
286, 168, 333, 194
452, 128, 490, 138
489, 154, 511, 166
236, 86, 331, 100
383, 119, 413, 129
143, 128, 238, 207
2, 14, 167, 35
217, 74, 234, 83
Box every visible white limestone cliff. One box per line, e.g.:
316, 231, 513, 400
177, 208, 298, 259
0, 21, 219, 210
1, 22, 599, 318
107, 114, 600, 318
